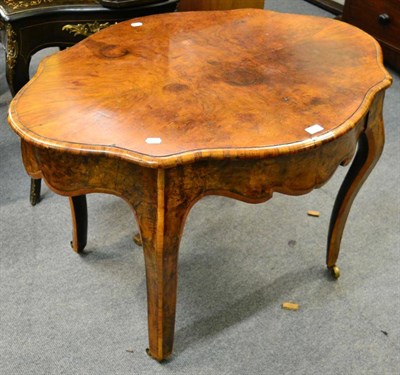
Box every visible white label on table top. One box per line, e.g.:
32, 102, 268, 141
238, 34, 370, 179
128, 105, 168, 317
305, 124, 324, 135
131, 22, 143, 27
146, 137, 162, 144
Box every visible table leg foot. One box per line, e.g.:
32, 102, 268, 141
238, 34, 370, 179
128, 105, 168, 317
328, 265, 340, 279
133, 232, 142, 246
141, 219, 179, 361
30, 178, 41, 206
69, 195, 88, 253
146, 347, 168, 362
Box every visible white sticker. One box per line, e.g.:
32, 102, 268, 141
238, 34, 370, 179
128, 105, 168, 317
131, 22, 143, 27
305, 124, 324, 135
146, 137, 162, 144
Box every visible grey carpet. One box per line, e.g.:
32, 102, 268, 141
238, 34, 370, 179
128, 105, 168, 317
1, 1, 399, 374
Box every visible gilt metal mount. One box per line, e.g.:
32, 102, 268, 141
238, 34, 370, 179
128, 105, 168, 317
62, 21, 111, 37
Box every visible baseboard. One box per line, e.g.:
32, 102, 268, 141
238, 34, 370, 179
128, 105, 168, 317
303, 0, 343, 15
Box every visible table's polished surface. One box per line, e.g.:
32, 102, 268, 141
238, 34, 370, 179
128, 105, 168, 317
7, 9, 392, 362
9, 9, 390, 167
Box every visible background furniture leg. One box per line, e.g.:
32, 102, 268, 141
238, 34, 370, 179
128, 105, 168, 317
5, 25, 31, 96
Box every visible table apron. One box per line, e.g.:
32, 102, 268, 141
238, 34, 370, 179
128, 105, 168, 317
20, 116, 365, 208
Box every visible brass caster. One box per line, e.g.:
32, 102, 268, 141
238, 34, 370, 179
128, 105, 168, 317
329, 265, 341, 279
133, 232, 143, 247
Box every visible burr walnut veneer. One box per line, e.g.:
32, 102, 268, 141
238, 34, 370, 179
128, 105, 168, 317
0, 0, 179, 206
8, 9, 392, 361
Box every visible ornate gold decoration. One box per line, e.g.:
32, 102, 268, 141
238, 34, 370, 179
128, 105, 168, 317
5, 24, 18, 85
4, 0, 54, 11
62, 21, 111, 37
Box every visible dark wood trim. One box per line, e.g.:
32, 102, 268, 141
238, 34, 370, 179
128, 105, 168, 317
304, 0, 343, 16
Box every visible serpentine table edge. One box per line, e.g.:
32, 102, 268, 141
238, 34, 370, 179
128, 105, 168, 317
7, 9, 392, 361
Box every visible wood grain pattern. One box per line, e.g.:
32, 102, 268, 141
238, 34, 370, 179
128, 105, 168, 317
8, 9, 392, 361
9, 10, 390, 168
326, 91, 385, 268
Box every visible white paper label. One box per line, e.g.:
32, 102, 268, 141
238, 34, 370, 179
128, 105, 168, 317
305, 124, 324, 135
146, 137, 162, 144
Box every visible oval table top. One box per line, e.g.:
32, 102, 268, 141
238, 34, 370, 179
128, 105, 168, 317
8, 9, 391, 167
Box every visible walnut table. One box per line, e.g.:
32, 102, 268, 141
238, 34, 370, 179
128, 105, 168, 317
7, 9, 392, 361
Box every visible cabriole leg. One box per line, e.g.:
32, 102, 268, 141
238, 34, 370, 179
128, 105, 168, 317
134, 169, 191, 361
327, 93, 385, 278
